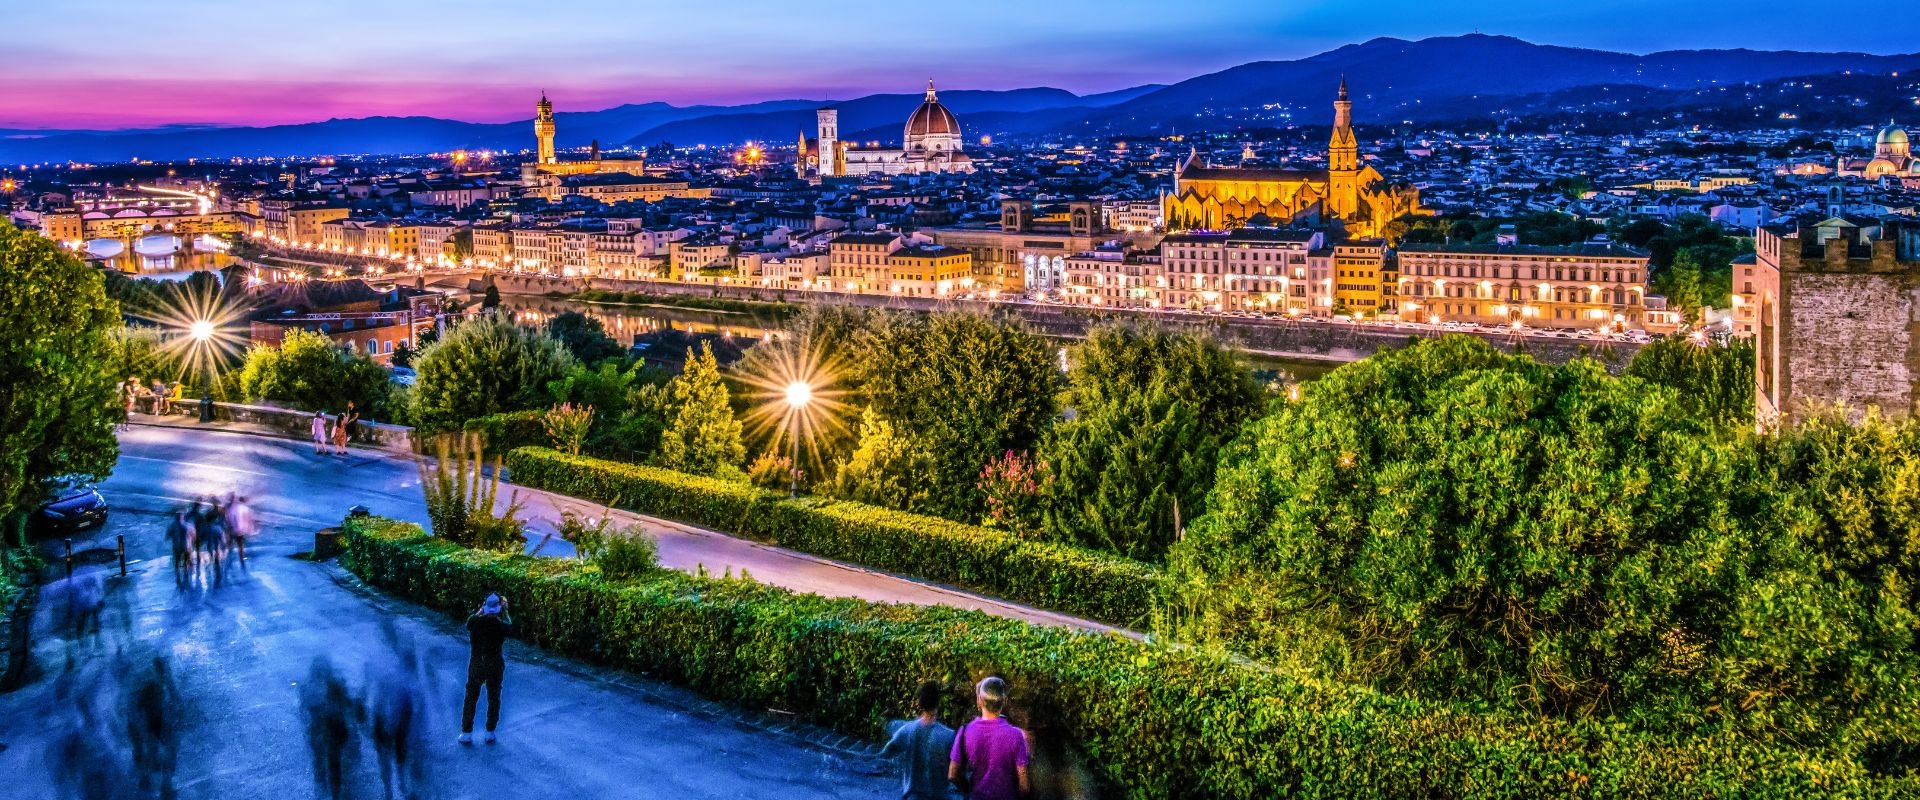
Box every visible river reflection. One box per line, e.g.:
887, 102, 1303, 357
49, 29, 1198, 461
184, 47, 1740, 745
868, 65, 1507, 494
496, 295, 782, 346
92, 235, 237, 279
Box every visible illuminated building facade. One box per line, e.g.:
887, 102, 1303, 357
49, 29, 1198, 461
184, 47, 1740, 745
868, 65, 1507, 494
1164, 79, 1424, 239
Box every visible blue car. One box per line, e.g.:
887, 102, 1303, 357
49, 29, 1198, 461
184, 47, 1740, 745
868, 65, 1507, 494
35, 478, 109, 534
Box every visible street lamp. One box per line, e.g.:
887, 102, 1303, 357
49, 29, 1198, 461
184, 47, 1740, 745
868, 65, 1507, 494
189, 319, 217, 421
783, 381, 812, 497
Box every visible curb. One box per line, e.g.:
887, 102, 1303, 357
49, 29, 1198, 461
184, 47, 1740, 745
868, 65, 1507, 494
315, 557, 891, 766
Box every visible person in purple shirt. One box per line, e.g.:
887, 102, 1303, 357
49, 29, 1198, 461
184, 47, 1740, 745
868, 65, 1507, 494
949, 676, 1029, 800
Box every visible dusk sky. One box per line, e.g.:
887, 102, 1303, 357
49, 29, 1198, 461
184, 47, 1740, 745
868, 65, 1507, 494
7, 0, 1916, 130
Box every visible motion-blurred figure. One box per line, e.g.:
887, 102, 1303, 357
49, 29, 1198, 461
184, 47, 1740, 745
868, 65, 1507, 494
127, 656, 183, 799
301, 657, 363, 800
168, 507, 198, 586
369, 620, 426, 800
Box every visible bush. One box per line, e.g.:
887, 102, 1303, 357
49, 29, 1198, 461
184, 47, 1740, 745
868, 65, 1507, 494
544, 403, 595, 455
463, 410, 548, 458
505, 446, 1161, 626
415, 432, 526, 553
236, 328, 392, 417
410, 313, 575, 430
1174, 336, 1920, 746
342, 515, 1915, 800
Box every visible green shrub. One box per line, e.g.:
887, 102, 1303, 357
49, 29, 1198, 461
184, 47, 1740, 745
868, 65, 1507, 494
596, 529, 658, 580
464, 410, 548, 457
505, 446, 1161, 626
342, 515, 1914, 800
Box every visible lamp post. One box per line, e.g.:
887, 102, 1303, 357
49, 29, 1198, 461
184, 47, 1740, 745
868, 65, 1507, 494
783, 381, 812, 498
189, 319, 216, 422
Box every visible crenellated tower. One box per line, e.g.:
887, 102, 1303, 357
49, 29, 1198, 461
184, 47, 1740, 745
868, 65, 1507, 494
535, 92, 557, 165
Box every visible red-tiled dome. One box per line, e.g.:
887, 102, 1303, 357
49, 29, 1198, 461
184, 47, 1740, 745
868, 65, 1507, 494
905, 80, 960, 139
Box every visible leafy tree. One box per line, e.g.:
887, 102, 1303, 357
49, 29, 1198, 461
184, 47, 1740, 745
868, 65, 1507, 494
1625, 336, 1755, 430
106, 326, 183, 386
0, 223, 122, 544
1657, 249, 1705, 322
1040, 324, 1264, 560
481, 282, 501, 311
825, 408, 933, 510
1171, 336, 1920, 745
236, 328, 392, 417
545, 310, 625, 365
654, 342, 745, 478
853, 310, 1058, 521
410, 314, 575, 430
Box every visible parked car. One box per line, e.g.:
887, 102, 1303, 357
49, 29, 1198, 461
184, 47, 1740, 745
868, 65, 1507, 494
35, 478, 109, 534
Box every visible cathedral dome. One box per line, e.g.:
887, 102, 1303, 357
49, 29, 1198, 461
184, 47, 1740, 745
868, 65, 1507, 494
906, 80, 961, 139
1877, 123, 1908, 150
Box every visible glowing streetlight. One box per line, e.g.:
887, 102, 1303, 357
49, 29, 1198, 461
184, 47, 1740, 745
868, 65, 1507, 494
783, 380, 812, 497
189, 320, 215, 341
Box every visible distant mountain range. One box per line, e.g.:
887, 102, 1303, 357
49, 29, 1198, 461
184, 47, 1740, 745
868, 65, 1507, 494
5, 34, 1917, 163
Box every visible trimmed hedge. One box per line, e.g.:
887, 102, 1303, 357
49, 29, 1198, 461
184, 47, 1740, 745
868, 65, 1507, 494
342, 515, 1913, 800
503, 446, 1161, 626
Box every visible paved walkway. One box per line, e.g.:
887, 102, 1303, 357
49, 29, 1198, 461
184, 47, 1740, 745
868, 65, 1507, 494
123, 418, 1122, 634
0, 478, 897, 798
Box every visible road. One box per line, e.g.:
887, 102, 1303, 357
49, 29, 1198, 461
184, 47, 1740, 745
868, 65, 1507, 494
0, 426, 916, 799
114, 422, 1115, 633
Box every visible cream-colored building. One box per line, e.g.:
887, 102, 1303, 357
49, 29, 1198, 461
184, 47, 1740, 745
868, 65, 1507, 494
1397, 240, 1655, 330
1060, 248, 1162, 309
1159, 228, 1329, 313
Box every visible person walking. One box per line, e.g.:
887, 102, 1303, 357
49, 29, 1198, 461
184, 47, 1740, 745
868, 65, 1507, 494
301, 657, 362, 800
370, 620, 426, 800
459, 593, 512, 744
880, 681, 957, 799
167, 507, 197, 585
950, 677, 1030, 800
311, 411, 330, 456
127, 656, 182, 800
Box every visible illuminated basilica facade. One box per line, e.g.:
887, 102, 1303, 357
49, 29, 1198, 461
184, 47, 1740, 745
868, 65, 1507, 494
799, 81, 975, 178
1163, 80, 1424, 239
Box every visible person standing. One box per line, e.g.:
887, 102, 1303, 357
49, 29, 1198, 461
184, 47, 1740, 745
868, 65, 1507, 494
950, 676, 1030, 800
331, 413, 350, 456
459, 593, 512, 744
880, 681, 957, 799
310, 411, 330, 456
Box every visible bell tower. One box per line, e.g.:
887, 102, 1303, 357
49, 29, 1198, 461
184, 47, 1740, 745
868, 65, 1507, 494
816, 107, 840, 178
535, 92, 557, 165
1327, 77, 1360, 222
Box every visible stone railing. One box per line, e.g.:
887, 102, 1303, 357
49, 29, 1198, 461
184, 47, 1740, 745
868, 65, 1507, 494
155, 401, 415, 453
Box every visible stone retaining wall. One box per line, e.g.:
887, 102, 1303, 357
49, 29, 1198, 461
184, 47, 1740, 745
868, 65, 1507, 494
484, 272, 1640, 370
157, 401, 415, 453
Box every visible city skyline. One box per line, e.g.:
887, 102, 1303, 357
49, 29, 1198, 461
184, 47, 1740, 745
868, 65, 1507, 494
7, 0, 1920, 130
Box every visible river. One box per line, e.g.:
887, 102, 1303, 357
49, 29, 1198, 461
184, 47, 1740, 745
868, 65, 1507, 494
495, 294, 1348, 382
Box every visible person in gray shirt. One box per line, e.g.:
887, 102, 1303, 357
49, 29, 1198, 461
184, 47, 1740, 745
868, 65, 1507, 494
879, 681, 958, 799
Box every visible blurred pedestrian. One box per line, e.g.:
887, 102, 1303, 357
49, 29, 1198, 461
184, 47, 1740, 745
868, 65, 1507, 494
880, 681, 957, 800
370, 620, 425, 800
311, 410, 330, 456
950, 677, 1029, 800
459, 593, 512, 744
301, 657, 363, 800
168, 507, 198, 585
127, 656, 182, 800
225, 493, 258, 564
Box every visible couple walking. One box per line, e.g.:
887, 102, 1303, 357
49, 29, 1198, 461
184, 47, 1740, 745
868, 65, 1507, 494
881, 676, 1030, 800
309, 402, 360, 456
